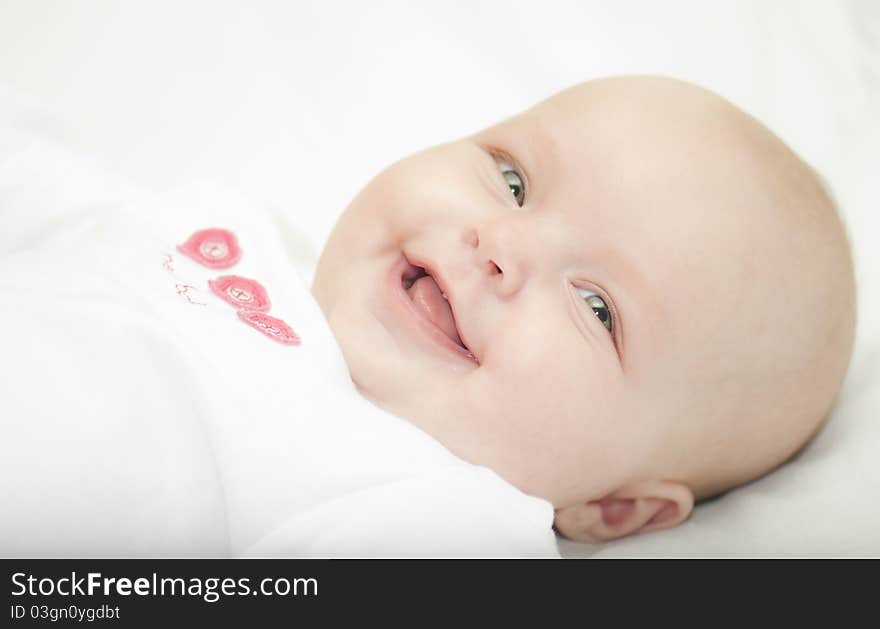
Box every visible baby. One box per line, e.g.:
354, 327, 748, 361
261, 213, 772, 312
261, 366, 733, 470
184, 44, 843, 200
311, 75, 857, 542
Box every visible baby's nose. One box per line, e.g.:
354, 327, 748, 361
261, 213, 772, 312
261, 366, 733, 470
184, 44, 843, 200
463, 223, 527, 299
487, 257, 524, 299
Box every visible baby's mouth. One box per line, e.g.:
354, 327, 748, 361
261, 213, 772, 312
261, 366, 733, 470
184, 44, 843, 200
401, 264, 470, 354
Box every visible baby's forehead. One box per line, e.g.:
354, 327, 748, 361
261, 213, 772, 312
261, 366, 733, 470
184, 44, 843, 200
533, 76, 738, 128
493, 77, 759, 174
483, 85, 754, 235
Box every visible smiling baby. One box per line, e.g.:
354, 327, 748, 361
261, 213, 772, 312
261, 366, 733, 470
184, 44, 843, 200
311, 75, 856, 542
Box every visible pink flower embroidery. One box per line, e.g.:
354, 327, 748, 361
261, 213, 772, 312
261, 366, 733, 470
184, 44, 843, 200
177, 228, 242, 269
237, 311, 301, 346
208, 275, 271, 311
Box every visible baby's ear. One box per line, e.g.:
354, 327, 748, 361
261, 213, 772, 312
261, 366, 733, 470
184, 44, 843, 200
553, 480, 694, 543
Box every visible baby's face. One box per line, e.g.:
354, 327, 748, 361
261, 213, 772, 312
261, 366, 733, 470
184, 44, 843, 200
312, 77, 788, 508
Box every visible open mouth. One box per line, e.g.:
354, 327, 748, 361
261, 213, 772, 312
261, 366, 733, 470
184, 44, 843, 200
399, 261, 477, 362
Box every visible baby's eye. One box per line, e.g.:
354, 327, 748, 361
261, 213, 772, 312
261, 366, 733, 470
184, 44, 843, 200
576, 287, 613, 334
498, 160, 525, 207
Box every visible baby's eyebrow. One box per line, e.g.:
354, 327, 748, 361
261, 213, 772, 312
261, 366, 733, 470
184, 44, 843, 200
483, 112, 557, 187
517, 115, 558, 181
585, 241, 664, 363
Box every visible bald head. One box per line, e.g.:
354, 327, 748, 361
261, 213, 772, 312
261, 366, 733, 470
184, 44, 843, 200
541, 76, 857, 501
680, 119, 856, 501
525, 76, 856, 501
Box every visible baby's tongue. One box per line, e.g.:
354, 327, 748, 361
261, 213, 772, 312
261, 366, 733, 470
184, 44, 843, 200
406, 275, 463, 346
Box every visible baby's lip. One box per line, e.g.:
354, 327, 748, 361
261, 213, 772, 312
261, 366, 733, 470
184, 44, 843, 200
402, 252, 479, 364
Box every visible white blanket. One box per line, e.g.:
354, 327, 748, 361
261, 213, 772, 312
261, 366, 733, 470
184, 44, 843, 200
0, 140, 559, 557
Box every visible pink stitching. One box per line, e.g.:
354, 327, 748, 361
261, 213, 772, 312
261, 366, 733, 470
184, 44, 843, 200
237, 311, 301, 345
208, 275, 271, 311
175, 283, 206, 306
177, 228, 242, 269
162, 254, 175, 273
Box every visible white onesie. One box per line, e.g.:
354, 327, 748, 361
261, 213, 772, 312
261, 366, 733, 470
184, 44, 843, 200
0, 137, 559, 558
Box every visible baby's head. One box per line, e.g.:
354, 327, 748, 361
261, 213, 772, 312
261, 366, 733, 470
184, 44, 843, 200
311, 75, 856, 542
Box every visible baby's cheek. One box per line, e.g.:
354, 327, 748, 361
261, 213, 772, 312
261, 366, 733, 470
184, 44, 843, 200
492, 328, 586, 389
492, 338, 618, 424
359, 165, 424, 226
